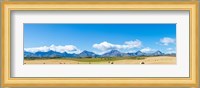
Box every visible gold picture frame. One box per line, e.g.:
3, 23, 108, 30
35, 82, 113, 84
1, 1, 199, 87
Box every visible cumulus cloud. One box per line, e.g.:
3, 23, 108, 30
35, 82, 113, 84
24, 45, 81, 54
93, 51, 108, 55
93, 40, 142, 51
125, 50, 136, 53
167, 48, 173, 51
140, 47, 156, 53
160, 37, 176, 45
166, 48, 176, 54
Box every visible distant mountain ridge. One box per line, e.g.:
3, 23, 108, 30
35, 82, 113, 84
24, 50, 77, 58
24, 50, 175, 58
78, 50, 99, 57
102, 50, 123, 57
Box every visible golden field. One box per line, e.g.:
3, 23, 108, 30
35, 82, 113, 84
24, 56, 176, 64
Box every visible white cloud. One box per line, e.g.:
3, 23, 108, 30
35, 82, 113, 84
166, 50, 176, 54
93, 51, 108, 55
160, 37, 176, 45
125, 50, 136, 53
166, 48, 176, 54
167, 48, 173, 51
92, 40, 142, 51
140, 47, 156, 53
24, 45, 81, 54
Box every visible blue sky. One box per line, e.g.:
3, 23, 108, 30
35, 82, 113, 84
24, 24, 176, 54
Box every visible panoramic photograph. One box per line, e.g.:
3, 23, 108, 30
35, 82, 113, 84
24, 24, 176, 64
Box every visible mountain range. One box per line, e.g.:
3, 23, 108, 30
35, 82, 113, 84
24, 50, 175, 58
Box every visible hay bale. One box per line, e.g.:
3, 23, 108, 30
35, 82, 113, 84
140, 62, 145, 64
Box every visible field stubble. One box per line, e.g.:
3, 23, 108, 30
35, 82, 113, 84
24, 56, 176, 64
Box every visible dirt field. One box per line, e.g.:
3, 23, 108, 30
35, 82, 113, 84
24, 56, 176, 64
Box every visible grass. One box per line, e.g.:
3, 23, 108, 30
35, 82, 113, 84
24, 56, 176, 64
24, 56, 145, 62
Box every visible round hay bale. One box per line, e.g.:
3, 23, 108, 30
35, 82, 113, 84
140, 62, 145, 64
